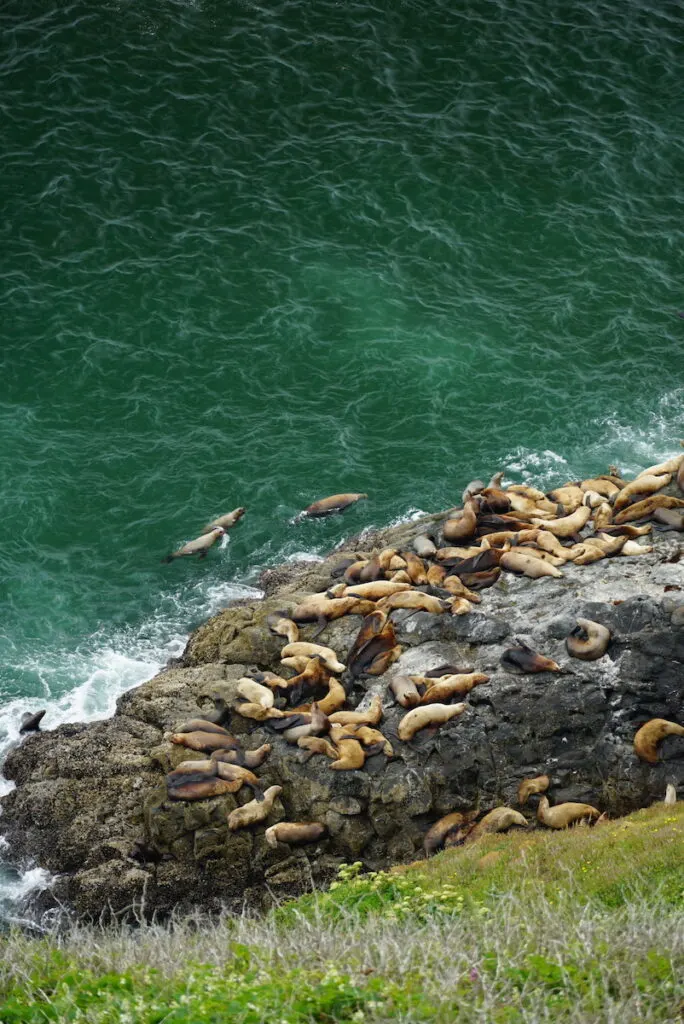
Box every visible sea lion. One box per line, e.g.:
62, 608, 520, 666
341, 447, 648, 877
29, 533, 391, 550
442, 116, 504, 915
517, 775, 550, 806
547, 485, 584, 513
236, 702, 281, 722
448, 598, 473, 616
201, 507, 246, 534
389, 675, 421, 708
633, 719, 684, 764
593, 503, 613, 530
423, 810, 478, 856
478, 488, 512, 514
462, 479, 485, 503
402, 552, 428, 585
298, 493, 368, 519
613, 474, 672, 512
512, 546, 565, 567
297, 736, 339, 760
436, 545, 484, 562
653, 508, 684, 530
443, 500, 478, 542
358, 555, 385, 582
162, 527, 226, 563
267, 614, 299, 644
351, 725, 394, 757
566, 543, 605, 566
167, 760, 262, 801
536, 796, 600, 829
583, 533, 626, 555
363, 644, 403, 675
599, 523, 652, 538
500, 551, 563, 579
329, 727, 366, 771
265, 822, 326, 847
236, 679, 274, 708
291, 595, 376, 637
389, 570, 413, 584
279, 642, 346, 674
280, 656, 312, 673
463, 807, 528, 844
582, 490, 605, 509
517, 530, 569, 558
580, 479, 620, 498
441, 548, 501, 575
329, 694, 383, 727
532, 505, 591, 538
426, 564, 447, 587
613, 494, 684, 524
282, 703, 330, 743
638, 454, 684, 477
347, 610, 398, 678
621, 540, 654, 556
458, 567, 501, 590
501, 643, 560, 674
441, 576, 481, 603
212, 744, 271, 769
411, 673, 489, 704
344, 580, 412, 600
227, 785, 282, 830
413, 535, 437, 558
169, 729, 239, 752
343, 560, 370, 583
19, 710, 46, 734
292, 678, 347, 716
397, 702, 467, 741
377, 592, 449, 615
565, 619, 611, 661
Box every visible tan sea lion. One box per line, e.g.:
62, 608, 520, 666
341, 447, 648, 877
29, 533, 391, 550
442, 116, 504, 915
517, 775, 550, 806
228, 785, 282, 830
423, 810, 478, 856
265, 822, 326, 847
397, 702, 467, 741
389, 675, 421, 708
282, 703, 330, 744
536, 796, 600, 829
298, 493, 368, 518
344, 580, 412, 600
593, 503, 613, 530
401, 552, 428, 585
279, 642, 345, 674
292, 678, 347, 716
613, 494, 684, 524
443, 500, 479, 542
441, 575, 481, 602
329, 728, 366, 771
267, 614, 299, 644
621, 540, 654, 556
580, 479, 619, 498
236, 679, 275, 708
463, 807, 528, 844
532, 505, 591, 537
162, 526, 225, 563
329, 694, 383, 727
566, 543, 605, 566
377, 592, 449, 614
169, 729, 238, 752
565, 619, 611, 660
546, 485, 584, 513
351, 725, 394, 756
500, 551, 563, 578
638, 454, 684, 477
297, 736, 339, 760
413, 535, 437, 558
613, 474, 672, 512
389, 570, 413, 584
411, 672, 489, 703
212, 744, 271, 769
653, 508, 684, 530
633, 719, 684, 764
201, 507, 246, 534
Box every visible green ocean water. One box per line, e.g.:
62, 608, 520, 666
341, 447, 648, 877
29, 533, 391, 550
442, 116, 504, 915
1, 0, 683, 789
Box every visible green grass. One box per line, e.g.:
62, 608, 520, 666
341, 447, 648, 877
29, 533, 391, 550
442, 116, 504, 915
0, 803, 682, 1022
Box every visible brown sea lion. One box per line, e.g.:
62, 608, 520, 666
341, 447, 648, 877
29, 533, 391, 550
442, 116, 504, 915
517, 775, 550, 806
633, 719, 684, 764
228, 785, 282, 830
565, 619, 611, 660
536, 796, 600, 828
211, 744, 271, 769
613, 474, 672, 512
458, 567, 501, 590
501, 643, 560, 674
423, 810, 479, 856
613, 495, 684, 524
298, 493, 368, 518
413, 672, 489, 704
169, 729, 239, 752
162, 526, 225, 563
201, 507, 246, 534
329, 727, 366, 771
265, 822, 326, 847
347, 611, 398, 678
443, 500, 479, 542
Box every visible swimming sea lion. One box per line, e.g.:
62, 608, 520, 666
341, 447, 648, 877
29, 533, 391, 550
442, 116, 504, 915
201, 507, 246, 534
463, 807, 528, 844
397, 702, 467, 741
633, 719, 684, 764
265, 822, 326, 847
423, 810, 478, 856
501, 643, 561, 674
19, 710, 46, 734
565, 619, 611, 660
162, 527, 226, 563
517, 775, 550, 806
227, 785, 282, 830
298, 493, 368, 519
536, 796, 600, 828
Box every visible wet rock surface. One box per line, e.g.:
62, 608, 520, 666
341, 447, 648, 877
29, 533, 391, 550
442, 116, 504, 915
1, 507, 683, 921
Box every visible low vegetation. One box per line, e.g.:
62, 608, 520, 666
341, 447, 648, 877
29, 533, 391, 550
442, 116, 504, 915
1, 803, 682, 1022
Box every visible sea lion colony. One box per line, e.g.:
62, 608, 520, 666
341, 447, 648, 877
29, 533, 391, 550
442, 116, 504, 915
149, 459, 684, 853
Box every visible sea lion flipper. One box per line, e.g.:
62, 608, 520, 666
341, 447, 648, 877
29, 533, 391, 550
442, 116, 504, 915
247, 782, 265, 802
310, 616, 328, 640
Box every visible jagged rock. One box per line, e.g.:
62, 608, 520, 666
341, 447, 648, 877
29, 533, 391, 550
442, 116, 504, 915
1, 508, 683, 921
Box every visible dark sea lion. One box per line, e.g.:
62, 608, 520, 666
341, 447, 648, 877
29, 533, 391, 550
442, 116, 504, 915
20, 710, 46, 734
162, 526, 226, 563
501, 642, 561, 674
347, 610, 393, 677
458, 567, 501, 590
423, 810, 478, 856
200, 506, 246, 535
424, 663, 473, 678
440, 548, 500, 575
297, 492, 368, 519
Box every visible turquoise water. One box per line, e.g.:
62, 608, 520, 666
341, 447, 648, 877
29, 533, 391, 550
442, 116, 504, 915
1, 0, 683, 768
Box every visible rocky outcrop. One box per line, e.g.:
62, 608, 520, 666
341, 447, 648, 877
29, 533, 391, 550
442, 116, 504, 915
1, 507, 683, 921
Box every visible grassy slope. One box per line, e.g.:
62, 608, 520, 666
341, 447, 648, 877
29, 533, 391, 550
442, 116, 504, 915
1, 803, 682, 1023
